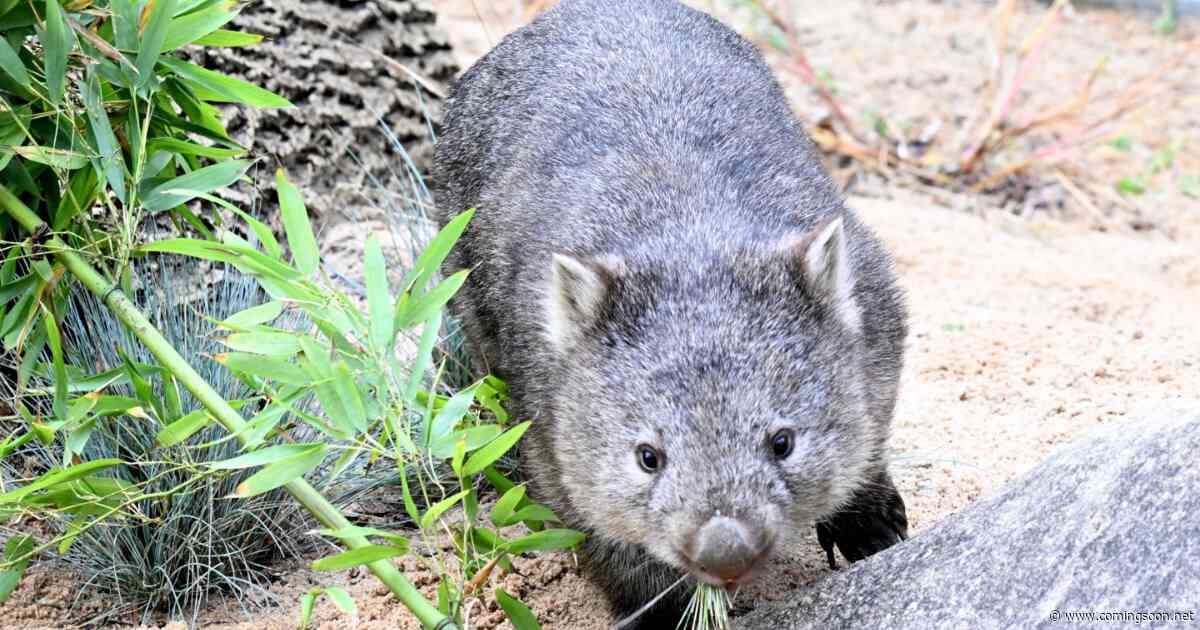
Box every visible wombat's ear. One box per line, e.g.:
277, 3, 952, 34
545, 254, 620, 351
794, 216, 861, 332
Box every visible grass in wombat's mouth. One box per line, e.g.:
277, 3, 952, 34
678, 583, 732, 630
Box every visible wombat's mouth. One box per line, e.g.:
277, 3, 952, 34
674, 542, 774, 588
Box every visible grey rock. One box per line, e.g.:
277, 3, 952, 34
739, 399, 1200, 630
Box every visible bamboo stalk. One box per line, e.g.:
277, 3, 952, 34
0, 184, 458, 630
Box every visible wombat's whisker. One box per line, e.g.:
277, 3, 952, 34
612, 573, 690, 630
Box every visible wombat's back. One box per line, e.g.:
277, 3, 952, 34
433, 0, 903, 378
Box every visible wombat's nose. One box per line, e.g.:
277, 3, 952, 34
689, 516, 770, 583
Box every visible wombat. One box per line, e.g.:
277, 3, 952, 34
433, 0, 909, 626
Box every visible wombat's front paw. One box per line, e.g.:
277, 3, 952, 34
815, 471, 908, 568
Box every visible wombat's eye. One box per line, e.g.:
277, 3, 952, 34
636, 444, 663, 473
771, 429, 794, 459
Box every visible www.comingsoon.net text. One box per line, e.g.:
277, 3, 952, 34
1048, 609, 1196, 623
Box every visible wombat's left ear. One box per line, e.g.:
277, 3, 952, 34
792, 216, 861, 332
544, 254, 622, 352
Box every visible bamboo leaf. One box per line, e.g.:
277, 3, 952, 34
0, 535, 35, 604
159, 57, 292, 107
156, 409, 211, 447
299, 590, 317, 630
139, 159, 250, 212
430, 424, 501, 460
462, 421, 531, 477
331, 361, 368, 432
490, 484, 527, 528
324, 587, 357, 616
313, 525, 410, 549
311, 544, 407, 571
401, 208, 474, 297
426, 385, 478, 448
11, 146, 88, 170
218, 331, 301, 356
275, 169, 318, 274
419, 489, 469, 530
135, 0, 176, 89
504, 528, 586, 555
496, 588, 541, 630
82, 68, 128, 202
193, 28, 262, 47
394, 269, 468, 331
0, 36, 30, 88
42, 310, 67, 420
217, 300, 282, 330
217, 352, 309, 386
146, 137, 244, 159
364, 234, 392, 353
41, 0, 73, 106
0, 459, 123, 504
235, 444, 327, 497
208, 443, 319, 470
163, 3, 237, 51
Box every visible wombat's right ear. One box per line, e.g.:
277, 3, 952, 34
545, 254, 621, 351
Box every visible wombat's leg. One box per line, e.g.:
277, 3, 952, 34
815, 469, 908, 569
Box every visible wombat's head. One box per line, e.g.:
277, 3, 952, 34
542, 216, 876, 586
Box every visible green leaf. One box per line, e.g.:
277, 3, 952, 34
1116, 176, 1146, 196
194, 28, 262, 47
0, 459, 122, 504
330, 361, 367, 432
41, 0, 72, 106
218, 330, 301, 356
235, 443, 327, 497
156, 409, 211, 447
364, 234, 392, 353
0, 35, 30, 88
160, 57, 292, 107
310, 544, 407, 571
163, 3, 237, 50
42, 310, 67, 421
504, 528, 586, 555
401, 208, 474, 297
430, 424, 502, 459
217, 352, 309, 385
299, 590, 317, 630
426, 385, 478, 448
217, 300, 283, 330
82, 68, 127, 203
11, 146, 88, 170
276, 169, 319, 274
394, 269, 469, 331
313, 525, 410, 550
490, 484, 527, 528
146, 137, 245, 159
1181, 174, 1199, 199
136, 0, 177, 89
462, 421, 531, 477
208, 443, 320, 470
0, 535, 35, 604
140, 159, 251, 212
419, 489, 470, 530
323, 586, 356, 616
496, 588, 541, 630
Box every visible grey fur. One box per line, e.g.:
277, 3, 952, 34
433, 0, 908, 624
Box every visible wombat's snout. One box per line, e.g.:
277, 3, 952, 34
684, 516, 773, 585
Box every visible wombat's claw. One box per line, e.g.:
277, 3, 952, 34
815, 479, 909, 568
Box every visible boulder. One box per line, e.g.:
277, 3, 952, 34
740, 400, 1200, 629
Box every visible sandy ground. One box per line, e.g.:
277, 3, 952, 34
3, 1, 1199, 628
